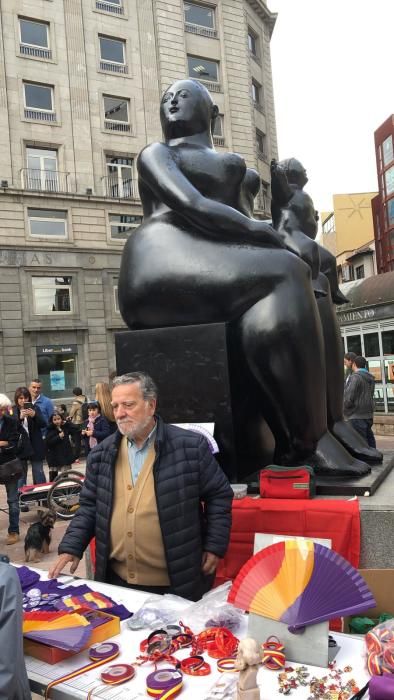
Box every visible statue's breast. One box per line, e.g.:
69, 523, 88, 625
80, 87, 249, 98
178, 149, 247, 200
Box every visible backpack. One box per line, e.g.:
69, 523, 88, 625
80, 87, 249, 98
79, 399, 89, 422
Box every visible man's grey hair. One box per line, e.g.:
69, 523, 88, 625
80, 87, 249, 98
112, 372, 158, 401
0, 393, 11, 408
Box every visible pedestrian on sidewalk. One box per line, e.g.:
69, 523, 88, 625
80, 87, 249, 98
46, 411, 80, 481
0, 393, 21, 545
95, 382, 117, 434
344, 355, 377, 448
68, 387, 88, 462
13, 387, 47, 487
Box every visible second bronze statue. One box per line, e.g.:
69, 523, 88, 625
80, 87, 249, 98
118, 78, 382, 477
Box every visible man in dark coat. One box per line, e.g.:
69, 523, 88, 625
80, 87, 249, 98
49, 372, 233, 601
344, 356, 377, 448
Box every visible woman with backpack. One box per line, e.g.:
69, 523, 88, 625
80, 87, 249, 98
68, 387, 88, 462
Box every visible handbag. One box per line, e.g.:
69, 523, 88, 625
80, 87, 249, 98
259, 465, 316, 499
0, 457, 24, 484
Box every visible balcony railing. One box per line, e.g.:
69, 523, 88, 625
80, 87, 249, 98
185, 23, 217, 38
24, 109, 56, 122
100, 61, 128, 74
195, 78, 221, 93
213, 135, 225, 147
21, 169, 70, 193
253, 100, 265, 115
96, 0, 124, 13
257, 149, 269, 164
102, 175, 139, 199
20, 45, 52, 60
104, 120, 131, 132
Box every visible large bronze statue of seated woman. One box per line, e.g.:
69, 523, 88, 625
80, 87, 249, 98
118, 79, 371, 477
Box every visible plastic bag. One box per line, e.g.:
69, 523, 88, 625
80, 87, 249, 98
180, 582, 244, 634
365, 619, 394, 676
126, 593, 190, 631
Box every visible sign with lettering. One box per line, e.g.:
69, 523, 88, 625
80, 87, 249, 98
37, 345, 77, 354
337, 304, 394, 325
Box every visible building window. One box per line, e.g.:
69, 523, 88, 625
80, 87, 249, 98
387, 199, 394, 226
36, 344, 78, 399
251, 80, 264, 113
104, 156, 134, 197
248, 29, 260, 62
113, 283, 120, 312
347, 334, 362, 355
256, 129, 267, 161
32, 276, 72, 314
103, 95, 130, 131
382, 135, 394, 167
99, 35, 127, 73
24, 82, 56, 122
23, 147, 68, 193
355, 264, 365, 280
184, 2, 217, 38
28, 208, 67, 238
259, 181, 270, 212
109, 213, 142, 240
96, 0, 124, 14
322, 213, 335, 234
187, 55, 220, 92
385, 166, 394, 196
364, 332, 380, 357
212, 114, 224, 145
382, 330, 394, 355
19, 18, 51, 59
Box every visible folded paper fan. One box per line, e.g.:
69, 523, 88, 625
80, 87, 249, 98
228, 539, 375, 633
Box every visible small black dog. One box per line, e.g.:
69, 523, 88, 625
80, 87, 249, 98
24, 508, 56, 563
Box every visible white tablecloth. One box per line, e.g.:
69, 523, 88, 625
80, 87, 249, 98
23, 573, 371, 699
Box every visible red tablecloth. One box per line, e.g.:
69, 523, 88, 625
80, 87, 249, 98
215, 497, 360, 585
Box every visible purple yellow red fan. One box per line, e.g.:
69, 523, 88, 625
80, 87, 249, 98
228, 539, 375, 633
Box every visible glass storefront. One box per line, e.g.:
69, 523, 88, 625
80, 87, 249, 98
36, 344, 78, 399
342, 326, 394, 413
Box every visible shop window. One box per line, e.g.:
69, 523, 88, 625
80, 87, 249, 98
382, 330, 394, 355
109, 213, 142, 240
36, 344, 78, 399
347, 334, 362, 355
32, 276, 72, 314
364, 333, 380, 357
28, 208, 67, 237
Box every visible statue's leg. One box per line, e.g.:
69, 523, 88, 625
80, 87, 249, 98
318, 246, 348, 305
238, 261, 370, 477
316, 272, 382, 464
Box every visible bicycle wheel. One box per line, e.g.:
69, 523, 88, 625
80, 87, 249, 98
47, 476, 83, 520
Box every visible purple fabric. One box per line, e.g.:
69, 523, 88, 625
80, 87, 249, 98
369, 675, 394, 699
16, 566, 40, 591
25, 623, 93, 652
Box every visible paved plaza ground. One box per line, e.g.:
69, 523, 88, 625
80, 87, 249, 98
1, 435, 394, 580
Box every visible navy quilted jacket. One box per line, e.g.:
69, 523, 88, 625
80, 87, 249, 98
58, 416, 233, 600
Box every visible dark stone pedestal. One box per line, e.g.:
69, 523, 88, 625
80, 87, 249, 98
115, 323, 274, 482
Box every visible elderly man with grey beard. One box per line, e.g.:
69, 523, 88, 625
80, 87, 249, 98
49, 372, 233, 601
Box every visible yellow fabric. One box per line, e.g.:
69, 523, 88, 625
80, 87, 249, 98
109, 435, 170, 586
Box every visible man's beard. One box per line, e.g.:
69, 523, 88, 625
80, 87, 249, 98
117, 415, 153, 441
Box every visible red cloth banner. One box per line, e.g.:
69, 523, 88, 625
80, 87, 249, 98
215, 497, 360, 586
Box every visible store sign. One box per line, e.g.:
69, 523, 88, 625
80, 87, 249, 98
37, 345, 77, 354
0, 250, 53, 266
337, 304, 394, 325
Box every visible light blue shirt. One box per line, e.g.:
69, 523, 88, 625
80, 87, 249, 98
127, 423, 157, 485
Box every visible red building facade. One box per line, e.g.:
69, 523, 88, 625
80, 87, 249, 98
373, 115, 394, 273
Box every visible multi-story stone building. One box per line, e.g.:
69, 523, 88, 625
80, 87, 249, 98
0, 0, 278, 402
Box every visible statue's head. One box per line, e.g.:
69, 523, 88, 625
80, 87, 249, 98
279, 158, 308, 188
160, 79, 219, 140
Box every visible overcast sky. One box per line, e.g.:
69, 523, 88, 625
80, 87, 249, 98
270, 0, 394, 214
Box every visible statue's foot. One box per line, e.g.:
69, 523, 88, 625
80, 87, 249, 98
306, 431, 371, 479
331, 420, 383, 464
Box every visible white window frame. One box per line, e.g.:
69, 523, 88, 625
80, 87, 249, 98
105, 156, 134, 198
184, 2, 216, 29
103, 95, 130, 129
99, 35, 125, 65
28, 208, 67, 240
19, 18, 49, 49
113, 284, 120, 313
24, 82, 54, 114
109, 212, 142, 241
32, 276, 73, 315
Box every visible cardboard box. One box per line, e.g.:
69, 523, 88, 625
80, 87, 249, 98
23, 609, 120, 664
343, 569, 394, 633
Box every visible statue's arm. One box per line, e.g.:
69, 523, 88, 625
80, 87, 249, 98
138, 144, 285, 249
270, 159, 293, 206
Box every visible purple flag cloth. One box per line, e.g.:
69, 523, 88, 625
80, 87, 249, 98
24, 624, 93, 652
369, 676, 394, 699
17, 565, 132, 619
